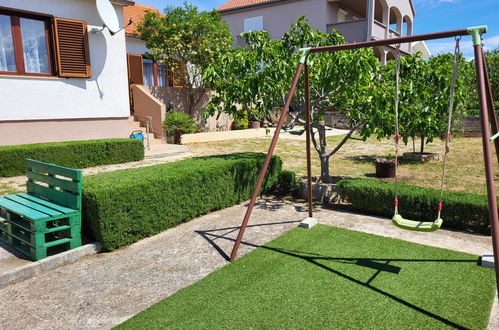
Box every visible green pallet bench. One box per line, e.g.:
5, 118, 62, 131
0, 159, 82, 261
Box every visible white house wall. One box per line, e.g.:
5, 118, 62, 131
0, 0, 129, 122
126, 36, 148, 55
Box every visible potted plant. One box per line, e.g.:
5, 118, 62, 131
249, 108, 261, 129
162, 111, 197, 144
374, 157, 396, 178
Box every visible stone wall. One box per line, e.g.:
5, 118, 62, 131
325, 111, 350, 129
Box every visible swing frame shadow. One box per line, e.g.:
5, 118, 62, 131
227, 26, 499, 300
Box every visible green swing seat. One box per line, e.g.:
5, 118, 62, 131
392, 214, 443, 233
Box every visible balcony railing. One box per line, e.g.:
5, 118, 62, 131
326, 19, 366, 43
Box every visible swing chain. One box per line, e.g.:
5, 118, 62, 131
393, 44, 402, 216
437, 36, 461, 219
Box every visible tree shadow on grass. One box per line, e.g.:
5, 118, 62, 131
196, 225, 475, 329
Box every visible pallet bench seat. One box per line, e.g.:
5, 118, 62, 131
0, 159, 82, 261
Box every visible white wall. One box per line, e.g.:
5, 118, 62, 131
126, 36, 148, 55
0, 0, 130, 121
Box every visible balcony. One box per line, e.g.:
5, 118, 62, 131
327, 19, 411, 54
327, 19, 367, 43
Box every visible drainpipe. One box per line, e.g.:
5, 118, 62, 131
366, 0, 375, 40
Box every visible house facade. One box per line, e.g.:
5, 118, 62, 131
0, 0, 133, 146
218, 0, 425, 63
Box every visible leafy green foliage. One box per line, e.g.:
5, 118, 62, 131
0, 139, 144, 177
82, 153, 282, 251
162, 111, 197, 144
118, 225, 496, 329
338, 178, 493, 234
461, 46, 499, 113
204, 17, 379, 132
271, 170, 299, 196
381, 53, 466, 152
232, 110, 249, 130
203, 17, 381, 182
138, 3, 232, 114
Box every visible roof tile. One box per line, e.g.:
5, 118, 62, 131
217, 0, 273, 12
123, 3, 162, 36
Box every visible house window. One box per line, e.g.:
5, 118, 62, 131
143, 58, 155, 86
0, 12, 52, 76
0, 7, 91, 78
244, 16, 263, 33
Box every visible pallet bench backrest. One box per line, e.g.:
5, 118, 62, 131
25, 159, 82, 211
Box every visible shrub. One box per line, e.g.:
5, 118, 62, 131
232, 111, 249, 130
0, 139, 144, 177
163, 111, 197, 144
271, 170, 299, 196
82, 153, 282, 251
337, 178, 493, 234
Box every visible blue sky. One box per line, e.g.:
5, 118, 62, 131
137, 0, 499, 58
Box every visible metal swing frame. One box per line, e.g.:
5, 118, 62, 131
228, 25, 499, 299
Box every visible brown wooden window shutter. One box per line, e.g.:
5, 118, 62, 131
54, 18, 91, 78
167, 61, 187, 88
128, 54, 144, 85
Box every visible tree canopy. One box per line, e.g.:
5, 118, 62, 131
137, 2, 233, 114
204, 17, 467, 181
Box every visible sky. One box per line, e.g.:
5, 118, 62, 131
137, 0, 499, 58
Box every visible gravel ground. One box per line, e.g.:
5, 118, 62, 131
0, 198, 497, 329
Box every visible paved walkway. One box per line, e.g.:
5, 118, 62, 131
0, 198, 496, 329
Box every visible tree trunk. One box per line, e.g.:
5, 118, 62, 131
317, 124, 331, 183
420, 137, 425, 153
320, 155, 331, 183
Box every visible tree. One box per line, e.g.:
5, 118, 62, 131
204, 18, 386, 183
204, 18, 466, 182
461, 45, 498, 113
137, 2, 233, 115
385, 53, 466, 153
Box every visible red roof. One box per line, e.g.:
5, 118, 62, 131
123, 3, 162, 36
217, 0, 273, 12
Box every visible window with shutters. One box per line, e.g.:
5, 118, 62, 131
0, 7, 91, 78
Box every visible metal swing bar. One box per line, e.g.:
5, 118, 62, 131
229, 26, 499, 300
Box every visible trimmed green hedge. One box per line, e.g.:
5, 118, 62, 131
82, 153, 282, 251
0, 139, 144, 177
338, 178, 493, 234
271, 170, 300, 196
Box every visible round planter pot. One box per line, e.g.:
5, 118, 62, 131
402, 152, 440, 162
250, 121, 261, 129
298, 176, 349, 204
375, 162, 396, 178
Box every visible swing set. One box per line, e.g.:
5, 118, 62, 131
228, 26, 499, 298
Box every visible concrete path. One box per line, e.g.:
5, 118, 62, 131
0, 198, 496, 329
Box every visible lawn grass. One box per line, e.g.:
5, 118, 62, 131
187, 134, 499, 195
117, 225, 496, 329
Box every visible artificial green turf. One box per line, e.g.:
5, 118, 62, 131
117, 225, 496, 329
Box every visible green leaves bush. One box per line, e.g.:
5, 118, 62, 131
163, 111, 197, 144
82, 153, 282, 251
0, 139, 144, 177
338, 178, 492, 234
271, 170, 299, 196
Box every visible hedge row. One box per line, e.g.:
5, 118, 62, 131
0, 139, 144, 177
337, 178, 493, 234
82, 153, 282, 251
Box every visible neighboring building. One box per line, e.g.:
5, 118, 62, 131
0, 0, 134, 146
218, 0, 421, 63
